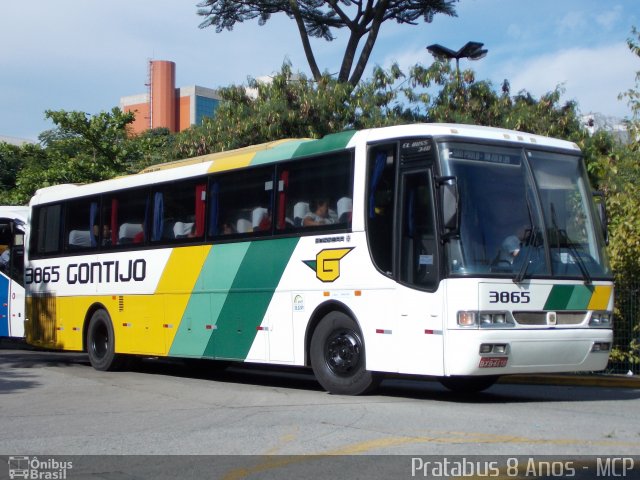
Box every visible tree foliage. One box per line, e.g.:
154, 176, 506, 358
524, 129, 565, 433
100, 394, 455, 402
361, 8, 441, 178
4, 108, 173, 204
594, 26, 640, 284
196, 0, 457, 85
172, 60, 586, 159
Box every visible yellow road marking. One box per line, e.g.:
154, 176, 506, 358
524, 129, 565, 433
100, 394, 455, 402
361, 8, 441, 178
221, 430, 640, 479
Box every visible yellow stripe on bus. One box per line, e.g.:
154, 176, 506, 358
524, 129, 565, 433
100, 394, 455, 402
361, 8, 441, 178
207, 153, 255, 173
587, 285, 613, 311
154, 245, 211, 348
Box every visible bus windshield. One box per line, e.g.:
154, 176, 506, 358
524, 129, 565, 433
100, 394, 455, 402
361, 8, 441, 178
439, 142, 611, 281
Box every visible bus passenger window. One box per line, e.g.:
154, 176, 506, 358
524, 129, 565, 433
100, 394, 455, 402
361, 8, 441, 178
279, 153, 353, 232
33, 204, 62, 256
150, 180, 206, 243
104, 188, 148, 247
64, 199, 99, 251
214, 168, 273, 237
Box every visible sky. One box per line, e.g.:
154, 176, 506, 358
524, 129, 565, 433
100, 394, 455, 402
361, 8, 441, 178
1, 0, 639, 141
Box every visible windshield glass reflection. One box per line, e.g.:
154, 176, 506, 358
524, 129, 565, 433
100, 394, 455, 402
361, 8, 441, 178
439, 142, 611, 280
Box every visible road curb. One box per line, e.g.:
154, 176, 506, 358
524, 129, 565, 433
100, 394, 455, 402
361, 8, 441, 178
500, 373, 640, 389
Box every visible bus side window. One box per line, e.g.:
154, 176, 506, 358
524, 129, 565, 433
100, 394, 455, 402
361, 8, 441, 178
279, 152, 353, 232
150, 180, 206, 243
64, 199, 99, 251
33, 204, 62, 256
104, 188, 148, 247
214, 167, 273, 237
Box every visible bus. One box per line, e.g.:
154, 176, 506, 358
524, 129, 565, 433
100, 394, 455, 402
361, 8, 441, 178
24, 124, 613, 394
0, 206, 27, 338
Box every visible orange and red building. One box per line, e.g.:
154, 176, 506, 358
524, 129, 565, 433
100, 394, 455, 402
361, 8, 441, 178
120, 60, 220, 135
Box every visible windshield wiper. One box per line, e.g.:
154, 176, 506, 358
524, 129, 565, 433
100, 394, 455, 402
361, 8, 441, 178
514, 184, 537, 284
550, 203, 592, 285
559, 229, 592, 285
514, 228, 536, 284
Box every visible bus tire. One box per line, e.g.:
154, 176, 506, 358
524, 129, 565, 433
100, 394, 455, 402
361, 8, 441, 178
86, 309, 124, 371
438, 375, 499, 393
310, 311, 380, 395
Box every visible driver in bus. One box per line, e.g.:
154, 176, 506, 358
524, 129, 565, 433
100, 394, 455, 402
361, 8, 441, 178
497, 235, 521, 265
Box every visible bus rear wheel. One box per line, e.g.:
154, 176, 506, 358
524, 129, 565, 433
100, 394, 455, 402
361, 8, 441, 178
86, 309, 124, 371
310, 311, 380, 395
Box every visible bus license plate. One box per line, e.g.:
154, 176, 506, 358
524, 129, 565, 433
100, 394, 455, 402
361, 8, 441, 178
479, 357, 508, 368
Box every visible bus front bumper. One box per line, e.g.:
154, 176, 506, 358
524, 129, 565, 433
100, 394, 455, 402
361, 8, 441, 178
444, 328, 613, 377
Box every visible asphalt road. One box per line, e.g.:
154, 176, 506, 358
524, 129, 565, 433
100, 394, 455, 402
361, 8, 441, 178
1, 343, 639, 479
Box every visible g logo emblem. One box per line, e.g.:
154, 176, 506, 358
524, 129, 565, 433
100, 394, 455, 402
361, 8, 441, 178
304, 248, 353, 282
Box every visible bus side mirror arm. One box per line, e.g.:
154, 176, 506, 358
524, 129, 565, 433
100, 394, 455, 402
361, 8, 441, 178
436, 176, 460, 241
592, 190, 609, 245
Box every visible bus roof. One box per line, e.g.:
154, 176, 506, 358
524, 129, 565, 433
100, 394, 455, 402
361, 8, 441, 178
30, 123, 580, 205
0, 206, 29, 223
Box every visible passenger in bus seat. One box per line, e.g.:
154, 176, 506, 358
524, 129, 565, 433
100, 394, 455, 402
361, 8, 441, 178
303, 199, 336, 226
0, 248, 9, 272
101, 225, 112, 246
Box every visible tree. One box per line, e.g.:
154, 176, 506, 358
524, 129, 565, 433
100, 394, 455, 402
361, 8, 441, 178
7, 108, 170, 204
196, 0, 457, 85
171, 62, 418, 158
0, 142, 47, 205
43, 108, 136, 173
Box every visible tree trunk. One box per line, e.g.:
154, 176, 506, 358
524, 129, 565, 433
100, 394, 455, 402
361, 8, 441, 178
289, 0, 322, 81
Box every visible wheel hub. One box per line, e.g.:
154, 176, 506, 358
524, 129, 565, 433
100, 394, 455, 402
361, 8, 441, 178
326, 329, 361, 375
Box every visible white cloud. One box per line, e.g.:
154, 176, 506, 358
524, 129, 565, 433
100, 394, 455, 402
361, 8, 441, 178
557, 11, 587, 34
595, 5, 623, 30
504, 43, 636, 118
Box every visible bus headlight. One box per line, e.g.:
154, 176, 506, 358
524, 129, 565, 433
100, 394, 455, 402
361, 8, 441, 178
457, 311, 477, 327
589, 312, 612, 328
457, 311, 514, 328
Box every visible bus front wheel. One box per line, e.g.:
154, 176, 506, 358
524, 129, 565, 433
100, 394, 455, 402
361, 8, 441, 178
310, 311, 380, 395
86, 309, 124, 371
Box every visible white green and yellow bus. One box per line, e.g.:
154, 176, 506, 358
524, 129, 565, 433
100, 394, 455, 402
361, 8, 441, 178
24, 124, 613, 394
0, 206, 27, 338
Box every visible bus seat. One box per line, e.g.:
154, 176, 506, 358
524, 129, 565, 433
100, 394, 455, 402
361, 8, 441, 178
236, 218, 252, 233
68, 230, 92, 247
293, 202, 309, 227
337, 197, 353, 223
173, 221, 194, 239
252, 207, 269, 230
118, 223, 143, 244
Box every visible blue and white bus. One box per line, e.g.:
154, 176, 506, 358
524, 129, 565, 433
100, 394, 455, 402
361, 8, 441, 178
0, 206, 27, 338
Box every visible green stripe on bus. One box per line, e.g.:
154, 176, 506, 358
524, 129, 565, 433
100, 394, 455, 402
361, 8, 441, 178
169, 242, 251, 357
203, 237, 299, 360
566, 285, 594, 309
291, 130, 356, 158
544, 284, 594, 310
251, 140, 311, 166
